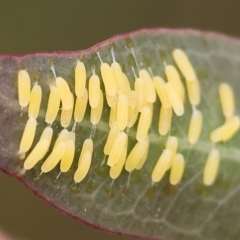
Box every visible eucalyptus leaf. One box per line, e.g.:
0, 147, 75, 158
0, 29, 240, 240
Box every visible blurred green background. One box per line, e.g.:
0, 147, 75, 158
0, 1, 239, 239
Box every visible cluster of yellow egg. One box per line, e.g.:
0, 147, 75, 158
17, 47, 239, 187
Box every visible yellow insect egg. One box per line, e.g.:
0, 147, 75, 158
151, 149, 172, 183
153, 76, 171, 108
111, 62, 124, 92
136, 106, 151, 142
165, 82, 184, 116
56, 77, 73, 110
38, 126, 53, 159
24, 140, 49, 170
219, 83, 235, 119
125, 138, 149, 172
134, 78, 146, 111
24, 127, 53, 170
100, 63, 117, 97
18, 69, 31, 108
186, 79, 201, 106
203, 149, 220, 186
53, 129, 69, 149
170, 153, 185, 185
127, 91, 139, 128
139, 69, 156, 103
60, 132, 75, 172
188, 109, 203, 145
40, 126, 54, 141
109, 106, 117, 128
158, 106, 173, 136
74, 138, 93, 183
41, 141, 67, 173
107, 131, 128, 167
117, 93, 128, 131
121, 72, 132, 103
104, 123, 120, 155
77, 138, 94, 164
172, 49, 197, 81
165, 65, 185, 102
135, 137, 149, 170
110, 139, 128, 180
90, 89, 103, 125
89, 74, 101, 108
106, 91, 118, 108
19, 117, 37, 154
165, 136, 178, 170
45, 85, 61, 124
28, 84, 42, 119
75, 61, 86, 97
74, 88, 88, 123
61, 93, 74, 128
146, 102, 153, 126
210, 116, 240, 142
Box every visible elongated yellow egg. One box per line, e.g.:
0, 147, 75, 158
158, 106, 172, 136
75, 61, 86, 97
106, 92, 118, 108
172, 49, 197, 81
89, 74, 100, 108
74, 138, 93, 183
45, 85, 61, 124
135, 137, 149, 170
77, 138, 93, 165
125, 139, 149, 172
61, 93, 74, 128
219, 83, 235, 119
90, 89, 103, 125
19, 117, 37, 153
100, 63, 117, 97
24, 140, 49, 170
104, 123, 120, 155
165, 65, 185, 102
165, 82, 184, 116
188, 109, 203, 144
203, 149, 220, 186
18, 70, 31, 108
111, 62, 123, 91
109, 106, 117, 128
170, 153, 185, 185
24, 127, 53, 169
53, 129, 69, 149
41, 141, 67, 173
166, 136, 178, 170
136, 106, 151, 142
117, 93, 128, 130
121, 72, 132, 104
107, 131, 127, 167
74, 88, 88, 123
111, 62, 131, 101
28, 84, 42, 118
127, 91, 139, 128
153, 76, 171, 108
139, 69, 156, 103
60, 132, 75, 172
38, 126, 53, 159
186, 79, 200, 106
56, 77, 73, 110
40, 126, 53, 141
110, 139, 128, 179
134, 78, 146, 111
210, 116, 240, 142
151, 149, 172, 183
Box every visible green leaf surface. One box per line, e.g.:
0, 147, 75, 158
1, 29, 240, 240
